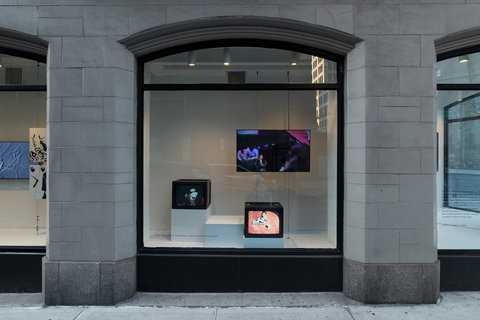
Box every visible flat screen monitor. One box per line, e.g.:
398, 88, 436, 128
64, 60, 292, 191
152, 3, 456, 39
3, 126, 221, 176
237, 129, 310, 172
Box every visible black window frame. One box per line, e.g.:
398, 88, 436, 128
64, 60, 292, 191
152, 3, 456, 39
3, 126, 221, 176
137, 40, 345, 257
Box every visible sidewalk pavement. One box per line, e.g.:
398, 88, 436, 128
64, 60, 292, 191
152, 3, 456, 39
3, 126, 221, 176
0, 291, 478, 320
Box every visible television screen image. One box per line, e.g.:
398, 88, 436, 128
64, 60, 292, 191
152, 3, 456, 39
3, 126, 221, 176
236, 130, 310, 172
244, 202, 283, 238
172, 179, 211, 209
0, 142, 30, 179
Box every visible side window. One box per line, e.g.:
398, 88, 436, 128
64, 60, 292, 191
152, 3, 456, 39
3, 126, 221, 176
0, 52, 47, 246
437, 52, 480, 250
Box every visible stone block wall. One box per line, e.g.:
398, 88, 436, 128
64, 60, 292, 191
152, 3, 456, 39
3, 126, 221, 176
0, 0, 478, 305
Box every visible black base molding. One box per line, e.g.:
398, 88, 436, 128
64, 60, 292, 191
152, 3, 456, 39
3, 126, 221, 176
138, 254, 342, 292
0, 253, 44, 293
439, 254, 480, 291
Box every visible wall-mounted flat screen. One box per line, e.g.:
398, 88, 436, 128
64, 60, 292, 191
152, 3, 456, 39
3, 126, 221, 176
237, 130, 310, 172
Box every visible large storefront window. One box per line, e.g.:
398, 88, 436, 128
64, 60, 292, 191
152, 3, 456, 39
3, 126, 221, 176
437, 52, 480, 249
0, 53, 46, 246
142, 46, 340, 249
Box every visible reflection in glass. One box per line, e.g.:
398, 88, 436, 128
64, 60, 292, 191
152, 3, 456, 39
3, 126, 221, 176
145, 47, 337, 84
0, 53, 46, 85
437, 52, 480, 84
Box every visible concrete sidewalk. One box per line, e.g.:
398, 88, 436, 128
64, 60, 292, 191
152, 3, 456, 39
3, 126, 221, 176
0, 291, 478, 320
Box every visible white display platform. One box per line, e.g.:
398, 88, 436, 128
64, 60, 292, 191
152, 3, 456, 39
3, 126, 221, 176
244, 237, 284, 248
205, 215, 244, 248
171, 207, 211, 242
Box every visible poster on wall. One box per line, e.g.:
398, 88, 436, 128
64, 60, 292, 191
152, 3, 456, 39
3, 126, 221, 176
29, 165, 46, 199
0, 142, 30, 179
29, 128, 47, 163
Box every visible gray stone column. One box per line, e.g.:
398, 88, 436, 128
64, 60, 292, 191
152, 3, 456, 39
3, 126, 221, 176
41, 7, 137, 305
343, 10, 440, 303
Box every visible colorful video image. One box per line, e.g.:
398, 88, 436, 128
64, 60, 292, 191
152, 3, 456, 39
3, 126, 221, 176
236, 130, 310, 172
247, 210, 281, 235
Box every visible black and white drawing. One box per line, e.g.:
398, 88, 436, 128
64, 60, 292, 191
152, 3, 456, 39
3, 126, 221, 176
29, 165, 46, 199
29, 128, 47, 163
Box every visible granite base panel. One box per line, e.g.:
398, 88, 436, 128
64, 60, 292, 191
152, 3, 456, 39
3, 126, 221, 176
42, 256, 136, 305
343, 259, 440, 304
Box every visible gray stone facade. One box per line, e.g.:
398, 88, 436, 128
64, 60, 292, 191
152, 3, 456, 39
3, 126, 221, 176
0, 0, 479, 305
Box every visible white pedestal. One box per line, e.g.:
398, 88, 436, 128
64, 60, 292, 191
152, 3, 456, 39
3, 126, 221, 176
205, 215, 244, 248
244, 237, 284, 248
171, 207, 210, 242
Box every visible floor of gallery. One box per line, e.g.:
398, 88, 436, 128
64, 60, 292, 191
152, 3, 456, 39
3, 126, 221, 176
146, 230, 336, 249
0, 228, 46, 246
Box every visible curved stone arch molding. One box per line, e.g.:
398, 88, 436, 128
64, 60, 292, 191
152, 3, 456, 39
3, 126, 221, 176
0, 27, 48, 59
119, 16, 361, 58
436, 26, 480, 61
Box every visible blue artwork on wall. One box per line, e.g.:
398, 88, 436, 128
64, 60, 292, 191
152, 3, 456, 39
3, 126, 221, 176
0, 142, 30, 179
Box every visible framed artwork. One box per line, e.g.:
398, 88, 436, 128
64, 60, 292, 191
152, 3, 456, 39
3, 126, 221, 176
29, 165, 46, 199
0, 142, 30, 179
30, 128, 47, 163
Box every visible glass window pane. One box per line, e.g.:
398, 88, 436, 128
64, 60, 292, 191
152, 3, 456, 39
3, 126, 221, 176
0, 53, 46, 85
143, 90, 337, 249
145, 47, 337, 84
437, 90, 480, 249
0, 91, 46, 246
437, 52, 480, 84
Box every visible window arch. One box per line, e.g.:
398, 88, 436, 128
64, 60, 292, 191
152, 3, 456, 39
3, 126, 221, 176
122, 16, 362, 252
122, 16, 360, 292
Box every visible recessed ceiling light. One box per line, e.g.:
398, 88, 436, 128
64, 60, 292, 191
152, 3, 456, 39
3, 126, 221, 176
290, 52, 299, 66
458, 55, 469, 63
223, 48, 231, 66
188, 51, 196, 67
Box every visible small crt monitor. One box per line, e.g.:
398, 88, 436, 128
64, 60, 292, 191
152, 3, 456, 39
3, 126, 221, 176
244, 202, 283, 238
172, 179, 211, 209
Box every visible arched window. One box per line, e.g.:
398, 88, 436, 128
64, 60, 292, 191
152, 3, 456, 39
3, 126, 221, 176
436, 51, 480, 250
0, 51, 46, 247
139, 44, 342, 250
